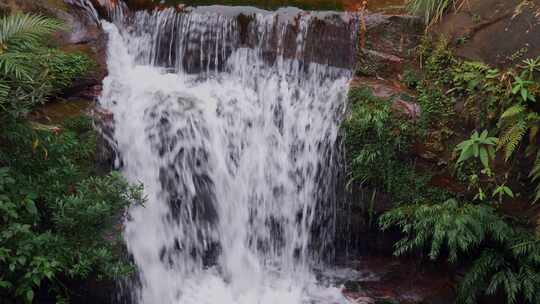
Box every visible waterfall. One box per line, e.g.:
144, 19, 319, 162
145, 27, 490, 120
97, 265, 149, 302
96, 4, 356, 303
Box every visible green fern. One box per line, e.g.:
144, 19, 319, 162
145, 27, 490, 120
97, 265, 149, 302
498, 104, 534, 161
498, 102, 540, 203
0, 82, 8, 110
529, 152, 540, 203
500, 104, 526, 120
381, 200, 540, 303
499, 119, 527, 161
380, 199, 510, 262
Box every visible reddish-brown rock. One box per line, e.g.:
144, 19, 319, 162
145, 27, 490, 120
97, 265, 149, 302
433, 0, 540, 67
341, 256, 456, 304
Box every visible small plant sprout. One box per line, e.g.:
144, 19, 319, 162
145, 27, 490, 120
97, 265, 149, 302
520, 57, 540, 80
456, 130, 498, 170
512, 76, 536, 102
492, 184, 514, 204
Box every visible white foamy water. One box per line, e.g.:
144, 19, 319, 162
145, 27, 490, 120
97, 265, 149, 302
97, 6, 355, 304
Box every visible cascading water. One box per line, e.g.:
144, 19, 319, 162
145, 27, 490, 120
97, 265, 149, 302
95, 3, 357, 303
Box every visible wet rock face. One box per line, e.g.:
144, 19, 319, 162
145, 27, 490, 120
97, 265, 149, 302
112, 6, 361, 72
255, 12, 360, 69
434, 0, 540, 67
93, 107, 121, 173
88, 1, 421, 72
357, 15, 423, 77
99, 0, 407, 13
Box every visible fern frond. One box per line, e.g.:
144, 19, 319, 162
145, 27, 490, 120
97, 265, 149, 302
498, 119, 527, 161
458, 250, 501, 304
0, 82, 8, 110
529, 152, 540, 203
382, 198, 540, 303
500, 104, 525, 120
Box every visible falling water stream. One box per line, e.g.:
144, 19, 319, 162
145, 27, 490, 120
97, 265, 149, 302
88, 2, 357, 303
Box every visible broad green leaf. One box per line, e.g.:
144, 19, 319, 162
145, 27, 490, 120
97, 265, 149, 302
521, 89, 528, 102
479, 148, 489, 168
26, 289, 34, 302
512, 84, 520, 94
503, 187, 514, 198
24, 199, 38, 216
458, 145, 473, 163
0, 280, 12, 289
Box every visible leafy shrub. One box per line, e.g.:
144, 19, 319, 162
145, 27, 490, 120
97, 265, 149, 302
415, 81, 455, 129
419, 37, 456, 81
0, 120, 143, 303
413, 39, 457, 129
402, 69, 421, 89
380, 199, 540, 304
342, 87, 421, 202
0, 12, 139, 303
374, 38, 540, 304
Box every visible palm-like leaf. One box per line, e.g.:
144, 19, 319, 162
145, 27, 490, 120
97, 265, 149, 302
529, 152, 540, 203
0, 14, 63, 81
0, 52, 35, 80
0, 82, 8, 110
0, 14, 63, 52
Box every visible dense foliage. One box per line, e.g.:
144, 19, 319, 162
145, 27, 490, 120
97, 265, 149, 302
0, 13, 141, 303
342, 86, 453, 208
342, 88, 415, 199
380, 200, 540, 304
345, 35, 540, 303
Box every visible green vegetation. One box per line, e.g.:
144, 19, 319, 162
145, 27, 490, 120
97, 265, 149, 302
0, 13, 142, 303
0, 14, 93, 118
406, 0, 459, 25
455, 130, 497, 171
342, 86, 448, 207
345, 35, 540, 303
342, 87, 413, 199
380, 200, 540, 304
